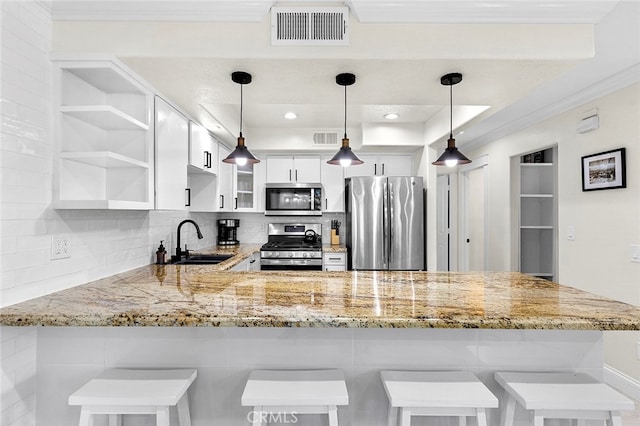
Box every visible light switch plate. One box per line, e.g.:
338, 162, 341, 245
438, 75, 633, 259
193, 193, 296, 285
632, 244, 640, 264
567, 226, 575, 241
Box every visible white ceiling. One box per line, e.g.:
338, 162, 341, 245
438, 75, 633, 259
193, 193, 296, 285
50, 0, 639, 153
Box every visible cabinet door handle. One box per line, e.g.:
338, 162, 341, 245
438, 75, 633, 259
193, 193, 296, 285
289, 169, 292, 181
204, 151, 209, 168
374, 164, 377, 175
325, 198, 328, 210
235, 197, 238, 210
207, 151, 212, 168
249, 259, 256, 264
185, 188, 191, 206
328, 257, 341, 261
382, 163, 385, 175
295, 170, 298, 181
220, 195, 224, 209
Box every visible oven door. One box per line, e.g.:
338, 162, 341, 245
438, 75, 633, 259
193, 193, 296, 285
260, 257, 322, 271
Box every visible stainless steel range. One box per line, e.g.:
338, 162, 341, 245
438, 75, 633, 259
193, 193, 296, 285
260, 223, 322, 271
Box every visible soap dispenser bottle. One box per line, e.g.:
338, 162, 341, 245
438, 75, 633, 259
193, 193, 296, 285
155, 240, 167, 265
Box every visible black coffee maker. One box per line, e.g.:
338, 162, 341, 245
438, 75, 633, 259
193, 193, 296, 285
217, 219, 240, 245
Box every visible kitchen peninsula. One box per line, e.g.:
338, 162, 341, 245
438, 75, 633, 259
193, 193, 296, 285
1, 250, 639, 425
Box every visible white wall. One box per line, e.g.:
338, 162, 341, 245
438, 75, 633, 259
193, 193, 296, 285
0, 1, 217, 310
463, 83, 640, 384
0, 3, 215, 424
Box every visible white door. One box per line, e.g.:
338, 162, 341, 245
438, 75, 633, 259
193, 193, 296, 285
266, 155, 294, 182
378, 155, 413, 176
344, 154, 377, 177
436, 174, 450, 271
321, 155, 345, 212
217, 144, 234, 211
155, 97, 188, 210
462, 165, 487, 271
293, 155, 321, 182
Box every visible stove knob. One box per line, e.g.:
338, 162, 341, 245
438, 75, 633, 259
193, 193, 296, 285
288, 252, 294, 258
303, 252, 308, 258
274, 252, 280, 257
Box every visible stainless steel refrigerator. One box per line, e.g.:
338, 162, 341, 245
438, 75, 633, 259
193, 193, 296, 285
345, 176, 424, 270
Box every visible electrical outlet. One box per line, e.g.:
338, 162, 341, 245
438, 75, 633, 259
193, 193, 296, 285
51, 236, 71, 260
631, 244, 640, 263
567, 226, 575, 241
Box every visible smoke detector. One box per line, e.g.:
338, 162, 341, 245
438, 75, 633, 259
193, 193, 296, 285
271, 7, 349, 46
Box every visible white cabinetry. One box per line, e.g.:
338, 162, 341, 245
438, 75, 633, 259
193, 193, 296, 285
321, 155, 345, 212
216, 145, 263, 212
230, 252, 260, 271
518, 147, 557, 281
266, 155, 321, 183
155, 96, 189, 210
189, 121, 218, 175
53, 59, 154, 209
218, 144, 234, 211
187, 121, 218, 212
323, 252, 346, 271
344, 154, 413, 178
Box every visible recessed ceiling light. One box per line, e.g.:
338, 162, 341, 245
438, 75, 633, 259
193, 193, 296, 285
384, 113, 399, 120
284, 112, 297, 120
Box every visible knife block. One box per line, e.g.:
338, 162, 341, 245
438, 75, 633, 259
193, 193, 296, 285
331, 229, 340, 245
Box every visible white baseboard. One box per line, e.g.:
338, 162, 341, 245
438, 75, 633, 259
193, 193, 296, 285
604, 364, 640, 401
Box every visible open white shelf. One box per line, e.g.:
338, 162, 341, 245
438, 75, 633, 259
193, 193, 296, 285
518, 148, 557, 281
61, 105, 148, 130
53, 199, 152, 210
53, 58, 154, 210
60, 151, 149, 168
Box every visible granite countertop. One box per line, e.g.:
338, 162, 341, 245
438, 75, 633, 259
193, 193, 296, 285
323, 244, 347, 253
1, 245, 639, 330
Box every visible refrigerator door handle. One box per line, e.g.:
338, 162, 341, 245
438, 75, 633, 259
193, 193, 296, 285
382, 179, 390, 269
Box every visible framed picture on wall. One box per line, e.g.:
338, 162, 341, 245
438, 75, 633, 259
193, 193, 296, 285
581, 148, 626, 191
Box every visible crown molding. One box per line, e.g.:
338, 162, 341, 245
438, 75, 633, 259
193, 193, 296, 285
462, 63, 640, 150
50, 1, 272, 22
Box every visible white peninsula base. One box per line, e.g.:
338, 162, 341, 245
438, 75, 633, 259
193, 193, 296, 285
33, 327, 606, 426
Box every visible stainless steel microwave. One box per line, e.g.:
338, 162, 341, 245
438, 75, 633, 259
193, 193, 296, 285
265, 183, 323, 216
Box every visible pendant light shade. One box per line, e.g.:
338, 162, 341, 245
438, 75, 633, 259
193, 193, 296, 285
432, 72, 472, 167
327, 73, 363, 167
223, 71, 260, 166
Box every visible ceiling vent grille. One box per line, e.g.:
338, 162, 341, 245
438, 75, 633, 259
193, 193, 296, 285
271, 7, 349, 46
313, 131, 340, 146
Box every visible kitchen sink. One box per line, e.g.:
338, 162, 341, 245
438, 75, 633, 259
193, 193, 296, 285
171, 254, 234, 265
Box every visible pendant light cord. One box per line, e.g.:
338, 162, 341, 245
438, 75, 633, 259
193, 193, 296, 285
449, 82, 453, 139
239, 83, 244, 138
343, 84, 348, 138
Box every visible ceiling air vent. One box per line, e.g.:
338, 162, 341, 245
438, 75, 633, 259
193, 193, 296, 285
313, 131, 340, 147
271, 7, 349, 46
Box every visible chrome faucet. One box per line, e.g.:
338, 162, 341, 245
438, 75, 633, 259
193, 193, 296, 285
173, 219, 204, 262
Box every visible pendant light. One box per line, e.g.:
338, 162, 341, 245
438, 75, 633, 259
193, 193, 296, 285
432, 72, 472, 167
327, 73, 363, 167
222, 71, 260, 166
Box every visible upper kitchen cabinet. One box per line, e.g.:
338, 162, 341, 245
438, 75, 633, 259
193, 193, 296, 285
344, 154, 413, 178
155, 96, 189, 210
189, 121, 218, 175
217, 144, 234, 211
52, 58, 154, 209
266, 155, 321, 183
321, 155, 345, 212
217, 146, 265, 212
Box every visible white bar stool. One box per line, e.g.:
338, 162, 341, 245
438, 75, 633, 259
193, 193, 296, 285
494, 371, 635, 426
380, 370, 499, 426
241, 369, 349, 426
68, 369, 197, 426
